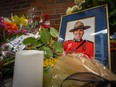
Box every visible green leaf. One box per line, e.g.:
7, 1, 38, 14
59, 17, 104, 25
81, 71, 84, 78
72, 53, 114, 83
50, 27, 59, 38
32, 43, 42, 50
40, 28, 51, 44
42, 46, 53, 58
33, 42, 45, 50
23, 37, 37, 45
53, 41, 63, 54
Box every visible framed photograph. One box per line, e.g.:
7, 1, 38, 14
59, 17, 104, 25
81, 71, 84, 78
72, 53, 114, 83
59, 5, 110, 68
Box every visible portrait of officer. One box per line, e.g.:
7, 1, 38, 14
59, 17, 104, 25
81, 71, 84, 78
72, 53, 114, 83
64, 21, 94, 59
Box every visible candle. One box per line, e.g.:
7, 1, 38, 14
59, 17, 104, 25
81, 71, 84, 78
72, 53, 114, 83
13, 50, 44, 87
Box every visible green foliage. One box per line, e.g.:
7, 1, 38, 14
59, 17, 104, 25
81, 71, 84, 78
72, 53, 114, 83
53, 41, 64, 54
50, 27, 59, 38
40, 27, 51, 44
23, 37, 37, 46
24, 20, 40, 32
3, 56, 15, 79
42, 46, 53, 58
23, 27, 63, 58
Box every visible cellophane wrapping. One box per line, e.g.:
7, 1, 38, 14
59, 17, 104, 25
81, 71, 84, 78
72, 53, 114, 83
43, 53, 116, 87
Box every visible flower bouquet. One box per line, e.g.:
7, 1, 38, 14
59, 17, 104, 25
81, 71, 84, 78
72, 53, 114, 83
0, 15, 28, 79
0, 14, 63, 79
0, 3, 116, 86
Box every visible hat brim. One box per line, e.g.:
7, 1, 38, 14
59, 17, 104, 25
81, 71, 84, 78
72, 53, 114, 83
69, 26, 91, 32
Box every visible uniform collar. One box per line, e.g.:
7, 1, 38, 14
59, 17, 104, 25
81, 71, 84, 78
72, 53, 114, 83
73, 38, 83, 42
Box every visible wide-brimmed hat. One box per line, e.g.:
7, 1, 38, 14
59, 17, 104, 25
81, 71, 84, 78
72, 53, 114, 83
69, 21, 91, 32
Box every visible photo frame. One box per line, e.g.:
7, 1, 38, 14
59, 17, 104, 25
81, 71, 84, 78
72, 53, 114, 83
59, 5, 110, 68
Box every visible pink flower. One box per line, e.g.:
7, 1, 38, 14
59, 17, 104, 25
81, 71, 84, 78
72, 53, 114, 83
0, 17, 6, 29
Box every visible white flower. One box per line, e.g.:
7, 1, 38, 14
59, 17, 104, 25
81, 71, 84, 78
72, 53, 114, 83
74, 0, 85, 6
66, 7, 73, 15
66, 0, 85, 15
72, 5, 82, 11
66, 5, 82, 15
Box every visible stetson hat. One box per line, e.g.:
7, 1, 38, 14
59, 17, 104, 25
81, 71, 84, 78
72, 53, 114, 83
69, 21, 91, 32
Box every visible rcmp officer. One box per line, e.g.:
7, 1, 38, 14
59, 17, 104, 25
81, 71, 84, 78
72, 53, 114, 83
64, 21, 94, 59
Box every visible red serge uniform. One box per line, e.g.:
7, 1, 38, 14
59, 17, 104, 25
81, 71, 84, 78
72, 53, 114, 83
64, 39, 94, 59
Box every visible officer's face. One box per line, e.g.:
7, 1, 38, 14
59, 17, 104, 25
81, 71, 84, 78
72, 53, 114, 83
73, 28, 84, 40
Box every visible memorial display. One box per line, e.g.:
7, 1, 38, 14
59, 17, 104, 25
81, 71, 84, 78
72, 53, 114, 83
0, 0, 116, 87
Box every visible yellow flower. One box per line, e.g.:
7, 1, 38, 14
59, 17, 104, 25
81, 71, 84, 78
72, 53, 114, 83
12, 15, 28, 27
43, 58, 59, 67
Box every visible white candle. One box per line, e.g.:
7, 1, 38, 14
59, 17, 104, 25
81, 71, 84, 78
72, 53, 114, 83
13, 50, 44, 87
